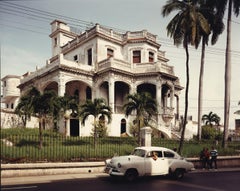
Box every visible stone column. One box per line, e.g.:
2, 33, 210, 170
109, 74, 115, 112
58, 73, 65, 97
156, 81, 162, 128
156, 83, 162, 112
140, 126, 152, 147
170, 86, 174, 108
130, 83, 137, 94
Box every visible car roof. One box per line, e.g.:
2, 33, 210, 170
135, 146, 173, 152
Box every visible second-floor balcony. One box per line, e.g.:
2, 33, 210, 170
97, 57, 175, 76
20, 56, 176, 85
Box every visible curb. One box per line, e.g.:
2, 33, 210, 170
1, 162, 105, 178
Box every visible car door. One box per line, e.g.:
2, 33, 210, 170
144, 150, 169, 175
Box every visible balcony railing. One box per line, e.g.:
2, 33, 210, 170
97, 57, 174, 75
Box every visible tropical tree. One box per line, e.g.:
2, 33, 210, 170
162, 0, 211, 153
15, 86, 58, 149
206, 0, 239, 148
15, 95, 35, 127
196, 0, 225, 140
34, 90, 59, 149
79, 98, 112, 147
202, 111, 221, 127
15, 87, 40, 128
123, 92, 157, 146
218, 0, 239, 148
56, 94, 79, 134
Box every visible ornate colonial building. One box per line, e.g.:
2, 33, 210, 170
2, 20, 183, 138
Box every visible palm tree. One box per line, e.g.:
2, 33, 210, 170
202, 111, 221, 127
123, 92, 157, 146
162, 0, 211, 153
15, 95, 34, 127
34, 90, 59, 149
196, 0, 225, 140
56, 94, 79, 135
15, 86, 57, 149
79, 98, 112, 147
209, 0, 239, 148
15, 87, 41, 128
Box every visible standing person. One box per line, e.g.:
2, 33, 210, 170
204, 148, 210, 169
199, 147, 206, 169
210, 146, 218, 169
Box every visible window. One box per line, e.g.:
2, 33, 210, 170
147, 151, 163, 158
164, 151, 175, 158
54, 37, 57, 47
149, 52, 154, 62
4, 81, 6, 87
86, 87, 92, 100
74, 55, 78, 62
133, 50, 141, 63
107, 48, 114, 58
87, 48, 92, 65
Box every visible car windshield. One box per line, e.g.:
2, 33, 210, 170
131, 149, 146, 157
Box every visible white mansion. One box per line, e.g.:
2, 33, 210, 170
1, 20, 185, 138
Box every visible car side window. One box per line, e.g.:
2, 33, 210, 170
163, 151, 175, 158
148, 151, 163, 158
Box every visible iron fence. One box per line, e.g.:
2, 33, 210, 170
1, 132, 240, 163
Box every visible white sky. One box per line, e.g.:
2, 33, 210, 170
0, 0, 239, 128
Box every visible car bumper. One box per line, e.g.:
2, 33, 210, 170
104, 167, 125, 176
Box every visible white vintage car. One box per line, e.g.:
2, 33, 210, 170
105, 146, 194, 181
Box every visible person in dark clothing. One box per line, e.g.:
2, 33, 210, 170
204, 148, 210, 169
200, 147, 206, 169
200, 147, 210, 169
210, 146, 218, 169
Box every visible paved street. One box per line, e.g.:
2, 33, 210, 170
1, 170, 240, 191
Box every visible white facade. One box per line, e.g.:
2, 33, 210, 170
1, 75, 21, 110
2, 20, 184, 138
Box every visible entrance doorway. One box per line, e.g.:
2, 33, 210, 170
70, 119, 80, 136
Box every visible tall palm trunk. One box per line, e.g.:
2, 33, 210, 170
39, 117, 43, 149
197, 38, 206, 140
223, 0, 232, 148
178, 44, 190, 154
93, 117, 97, 148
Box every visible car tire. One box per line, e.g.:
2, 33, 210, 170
174, 169, 185, 180
125, 169, 138, 182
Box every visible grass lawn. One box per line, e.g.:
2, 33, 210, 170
1, 128, 239, 163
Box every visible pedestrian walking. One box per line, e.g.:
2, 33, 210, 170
210, 146, 218, 169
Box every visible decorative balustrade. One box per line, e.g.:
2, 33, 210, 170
62, 24, 158, 53
97, 58, 174, 76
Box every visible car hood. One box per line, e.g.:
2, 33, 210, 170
109, 155, 142, 164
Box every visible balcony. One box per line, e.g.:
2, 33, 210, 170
20, 54, 94, 84
97, 57, 174, 75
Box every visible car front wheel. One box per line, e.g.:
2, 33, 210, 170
125, 169, 138, 182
